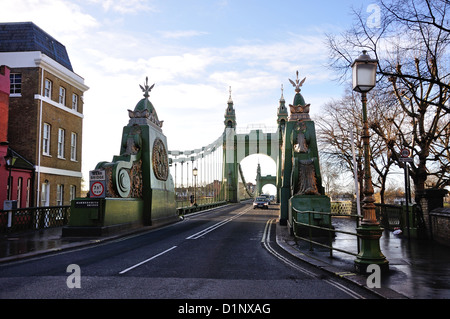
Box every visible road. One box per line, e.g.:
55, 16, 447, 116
0, 202, 379, 300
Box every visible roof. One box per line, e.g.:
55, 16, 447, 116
6, 147, 34, 171
0, 22, 73, 72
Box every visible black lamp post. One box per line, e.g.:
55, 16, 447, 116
193, 167, 198, 205
4, 153, 17, 200
351, 50, 389, 273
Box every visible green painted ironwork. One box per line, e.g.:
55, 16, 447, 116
64, 78, 178, 236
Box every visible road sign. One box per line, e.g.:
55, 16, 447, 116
399, 148, 413, 162
89, 170, 106, 198
89, 170, 105, 181
400, 148, 410, 158
90, 181, 105, 197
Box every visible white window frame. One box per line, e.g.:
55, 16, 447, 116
41, 181, 49, 207
17, 177, 22, 208
10, 73, 22, 95
44, 79, 52, 98
56, 184, 64, 206
70, 185, 76, 201
43, 123, 51, 156
58, 128, 65, 159
72, 93, 78, 111
59, 86, 66, 105
70, 132, 77, 161
26, 178, 31, 208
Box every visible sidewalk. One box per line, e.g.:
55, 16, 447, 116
1, 216, 449, 299
0, 225, 155, 263
276, 216, 450, 299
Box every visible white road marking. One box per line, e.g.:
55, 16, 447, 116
261, 218, 366, 299
186, 206, 252, 239
119, 246, 177, 274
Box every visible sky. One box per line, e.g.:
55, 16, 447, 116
0, 0, 378, 193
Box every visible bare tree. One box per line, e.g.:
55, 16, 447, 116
316, 91, 364, 198
316, 88, 396, 203
326, 0, 450, 195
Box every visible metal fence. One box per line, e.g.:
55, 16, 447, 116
330, 201, 353, 215
291, 202, 420, 258
375, 203, 406, 230
177, 201, 227, 216
291, 207, 362, 257
0, 206, 70, 233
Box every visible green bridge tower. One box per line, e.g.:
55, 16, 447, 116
63, 78, 178, 236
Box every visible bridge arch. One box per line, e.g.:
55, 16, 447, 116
262, 184, 277, 196
240, 153, 276, 196
221, 87, 287, 203
169, 73, 329, 230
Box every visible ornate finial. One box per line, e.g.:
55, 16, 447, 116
288, 70, 306, 93
228, 86, 233, 103
280, 84, 285, 101
139, 76, 155, 99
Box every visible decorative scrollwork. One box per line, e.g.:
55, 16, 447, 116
152, 138, 169, 181
117, 169, 131, 196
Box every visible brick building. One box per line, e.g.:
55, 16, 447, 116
0, 65, 34, 209
0, 22, 89, 206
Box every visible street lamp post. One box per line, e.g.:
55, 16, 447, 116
4, 153, 17, 200
193, 167, 198, 206
4, 153, 17, 229
351, 50, 389, 274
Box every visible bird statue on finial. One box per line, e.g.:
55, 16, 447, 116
288, 70, 310, 120
289, 70, 306, 93
140, 76, 155, 99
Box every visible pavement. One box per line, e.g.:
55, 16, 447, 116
1, 211, 449, 299
276, 217, 450, 299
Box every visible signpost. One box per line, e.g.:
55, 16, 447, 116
399, 149, 412, 239
89, 170, 106, 198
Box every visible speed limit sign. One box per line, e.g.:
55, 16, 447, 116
400, 149, 410, 158
91, 181, 104, 197
89, 170, 106, 198
400, 149, 413, 162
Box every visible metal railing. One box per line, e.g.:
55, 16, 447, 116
0, 206, 70, 233
291, 207, 362, 258
330, 201, 353, 215
292, 202, 421, 258
375, 203, 404, 230
177, 201, 227, 216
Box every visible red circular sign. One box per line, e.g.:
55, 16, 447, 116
400, 149, 410, 158
91, 181, 104, 196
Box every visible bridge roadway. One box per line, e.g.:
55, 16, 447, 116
0, 202, 380, 299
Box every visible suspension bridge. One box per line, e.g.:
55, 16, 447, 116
65, 73, 326, 234
166, 84, 288, 216
62, 73, 390, 274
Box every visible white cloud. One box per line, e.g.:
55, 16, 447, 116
86, 0, 156, 14
158, 30, 209, 39
0, 0, 99, 41
2, 0, 346, 183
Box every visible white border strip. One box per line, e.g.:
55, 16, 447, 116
37, 166, 82, 178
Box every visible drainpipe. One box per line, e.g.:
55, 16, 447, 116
36, 59, 44, 206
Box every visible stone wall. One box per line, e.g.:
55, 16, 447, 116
416, 188, 449, 244
429, 208, 450, 247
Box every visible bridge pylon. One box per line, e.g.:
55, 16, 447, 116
280, 71, 330, 231
255, 163, 276, 197
63, 78, 178, 236
221, 87, 284, 203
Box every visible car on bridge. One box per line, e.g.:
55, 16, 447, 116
259, 194, 274, 205
253, 197, 269, 209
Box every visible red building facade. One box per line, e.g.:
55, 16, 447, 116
0, 22, 88, 207
0, 65, 34, 209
